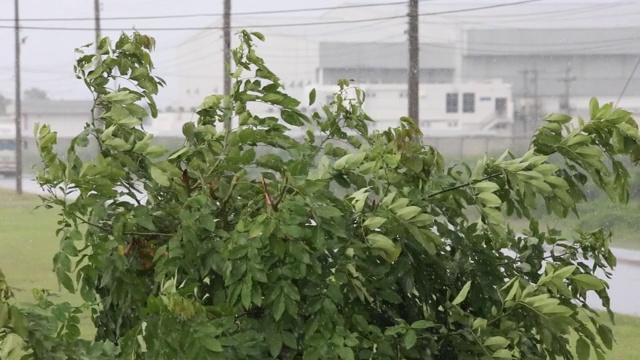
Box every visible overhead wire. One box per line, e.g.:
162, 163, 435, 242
0, 1, 543, 32
439, 2, 629, 19
0, 0, 436, 22
615, 56, 640, 107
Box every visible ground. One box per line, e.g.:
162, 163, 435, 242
1, 188, 640, 358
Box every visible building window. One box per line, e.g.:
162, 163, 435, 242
446, 93, 458, 113
463, 93, 475, 113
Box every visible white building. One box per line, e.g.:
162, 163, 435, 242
310, 80, 512, 135
6, 100, 93, 139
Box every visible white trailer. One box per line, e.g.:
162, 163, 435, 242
0, 123, 17, 177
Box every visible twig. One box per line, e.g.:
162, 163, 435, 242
260, 175, 275, 210
72, 213, 173, 238
427, 173, 502, 198
272, 174, 289, 210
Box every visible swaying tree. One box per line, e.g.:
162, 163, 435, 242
1, 31, 638, 359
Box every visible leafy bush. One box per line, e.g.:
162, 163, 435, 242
2, 31, 640, 359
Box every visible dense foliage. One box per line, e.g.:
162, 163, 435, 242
2, 31, 640, 359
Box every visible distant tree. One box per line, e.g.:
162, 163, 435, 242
24, 87, 49, 101
1, 31, 637, 359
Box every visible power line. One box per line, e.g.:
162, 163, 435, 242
441, 2, 627, 19
0, 0, 436, 22
0, 1, 543, 32
615, 56, 640, 107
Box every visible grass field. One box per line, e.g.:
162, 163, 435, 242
2, 188, 640, 357
0, 188, 96, 339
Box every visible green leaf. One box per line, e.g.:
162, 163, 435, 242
251, 31, 265, 41
576, 337, 590, 360
334, 152, 366, 170
472, 318, 487, 330
404, 329, 417, 350
144, 144, 168, 158
474, 181, 500, 193
103, 90, 138, 103
395, 206, 422, 221
281, 109, 305, 126
451, 281, 471, 305
268, 331, 283, 358
104, 138, 131, 151
282, 331, 297, 349
410, 320, 433, 329
116, 116, 142, 128
484, 336, 510, 349
380, 192, 397, 207
492, 349, 513, 359
239, 148, 256, 164
337, 347, 355, 360
56, 268, 75, 293
309, 88, 317, 106
150, 165, 171, 186
366, 233, 402, 262
315, 205, 343, 218
571, 274, 606, 291
273, 295, 286, 321
545, 113, 572, 124
552, 265, 577, 281
597, 324, 613, 350
241, 282, 252, 310
363, 216, 387, 229
589, 97, 599, 119
477, 192, 502, 207
202, 337, 223, 352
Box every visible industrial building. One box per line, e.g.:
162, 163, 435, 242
169, 1, 640, 138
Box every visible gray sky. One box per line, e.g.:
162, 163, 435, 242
0, 0, 404, 107
0, 0, 632, 108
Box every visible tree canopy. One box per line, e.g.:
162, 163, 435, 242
1, 31, 638, 359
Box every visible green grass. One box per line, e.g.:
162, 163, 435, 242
507, 197, 640, 251
605, 313, 640, 359
1, 190, 640, 357
0, 189, 60, 295
0, 189, 96, 339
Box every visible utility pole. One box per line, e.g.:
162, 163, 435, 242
94, 0, 101, 51
14, 0, 22, 195
93, 0, 103, 155
559, 66, 576, 114
519, 69, 530, 98
408, 0, 420, 131
223, 0, 232, 131
518, 69, 529, 135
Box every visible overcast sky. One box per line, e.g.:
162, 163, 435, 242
0, 0, 633, 108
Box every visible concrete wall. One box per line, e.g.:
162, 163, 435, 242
23, 113, 91, 138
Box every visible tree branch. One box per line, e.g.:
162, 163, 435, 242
427, 172, 502, 198
72, 213, 173, 238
